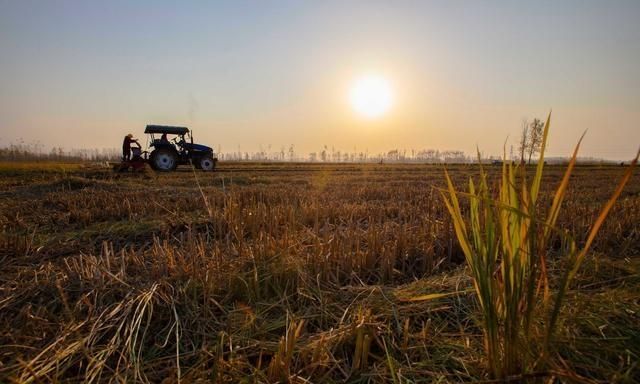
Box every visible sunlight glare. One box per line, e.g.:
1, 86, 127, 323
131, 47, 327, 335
349, 74, 393, 119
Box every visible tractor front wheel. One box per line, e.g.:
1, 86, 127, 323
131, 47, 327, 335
150, 149, 178, 171
199, 156, 217, 171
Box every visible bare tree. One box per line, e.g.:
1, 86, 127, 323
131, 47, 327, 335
288, 144, 295, 161
527, 118, 544, 164
519, 119, 529, 164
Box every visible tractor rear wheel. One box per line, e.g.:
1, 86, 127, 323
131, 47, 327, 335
151, 149, 178, 171
199, 156, 217, 171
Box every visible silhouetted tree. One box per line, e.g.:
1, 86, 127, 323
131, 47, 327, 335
288, 145, 295, 161
527, 118, 544, 164
519, 119, 529, 164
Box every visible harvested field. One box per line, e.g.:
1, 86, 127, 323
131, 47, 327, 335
1, 162, 639, 382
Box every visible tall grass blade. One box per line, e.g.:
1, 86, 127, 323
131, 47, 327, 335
530, 112, 551, 203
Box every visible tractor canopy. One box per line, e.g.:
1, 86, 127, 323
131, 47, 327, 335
144, 125, 190, 135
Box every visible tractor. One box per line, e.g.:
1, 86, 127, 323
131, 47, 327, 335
144, 125, 218, 171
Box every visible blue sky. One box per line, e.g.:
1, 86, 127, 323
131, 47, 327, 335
1, 0, 639, 159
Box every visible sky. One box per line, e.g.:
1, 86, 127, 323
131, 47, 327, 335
1, 0, 639, 160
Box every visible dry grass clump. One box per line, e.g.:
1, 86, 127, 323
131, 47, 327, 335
442, 114, 639, 380
0, 161, 639, 382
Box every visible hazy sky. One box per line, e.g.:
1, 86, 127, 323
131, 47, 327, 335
1, 0, 639, 159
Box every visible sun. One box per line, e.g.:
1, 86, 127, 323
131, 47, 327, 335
349, 74, 394, 119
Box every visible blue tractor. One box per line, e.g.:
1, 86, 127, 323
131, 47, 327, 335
145, 125, 218, 171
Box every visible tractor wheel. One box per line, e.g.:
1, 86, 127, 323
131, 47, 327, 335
150, 149, 178, 171
199, 156, 217, 171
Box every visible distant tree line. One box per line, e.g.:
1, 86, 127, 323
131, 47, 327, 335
2, 141, 475, 164
0, 142, 119, 162
217, 145, 474, 163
